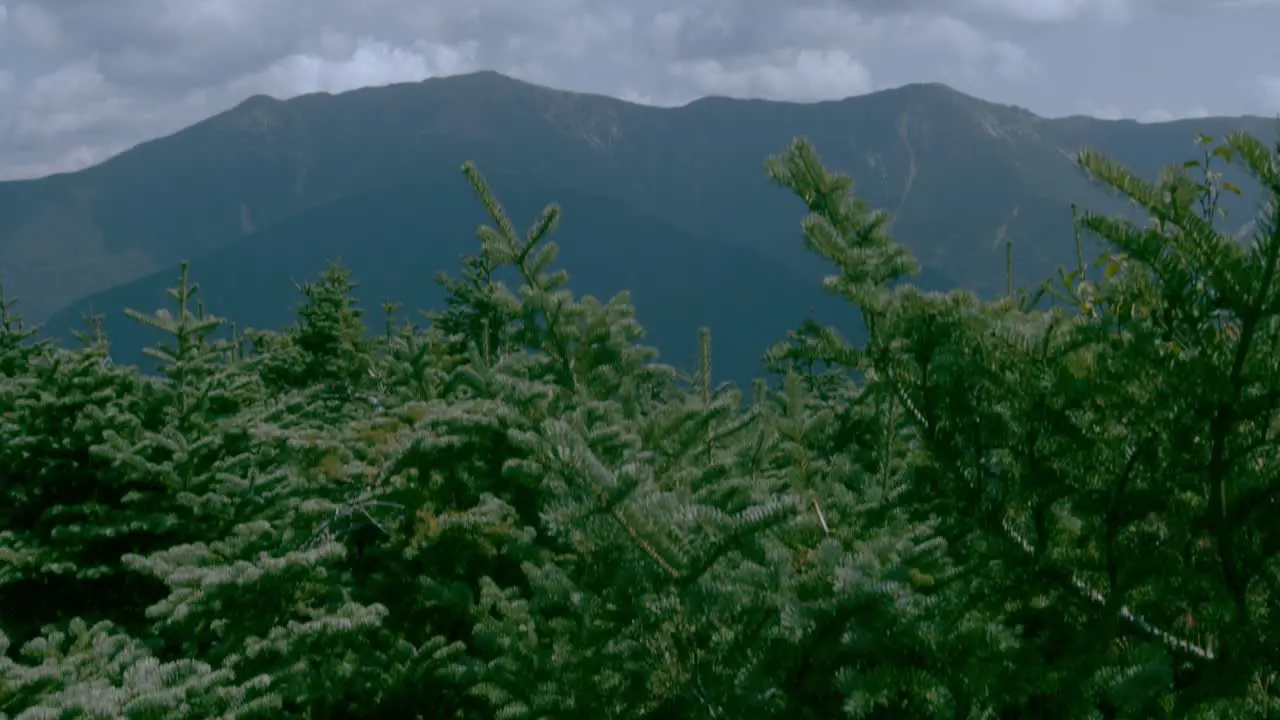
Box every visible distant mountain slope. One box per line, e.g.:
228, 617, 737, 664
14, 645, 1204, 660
43, 169, 956, 386
2, 70, 1272, 323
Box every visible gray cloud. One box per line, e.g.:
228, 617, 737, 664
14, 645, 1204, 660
0, 0, 1277, 179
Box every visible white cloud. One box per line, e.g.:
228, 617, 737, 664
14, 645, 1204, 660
1083, 102, 1123, 119
0, 142, 128, 180
0, 0, 1275, 179
8, 2, 62, 51
961, 0, 1134, 23
24, 58, 111, 108
13, 59, 131, 139
1138, 108, 1173, 123
1136, 105, 1209, 123
151, 0, 271, 36
670, 49, 874, 102
225, 38, 479, 98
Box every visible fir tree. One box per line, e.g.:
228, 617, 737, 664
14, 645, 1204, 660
4, 126, 1279, 719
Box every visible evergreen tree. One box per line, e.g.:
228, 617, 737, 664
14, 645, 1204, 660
0, 294, 168, 645
4, 128, 1279, 719
258, 261, 374, 405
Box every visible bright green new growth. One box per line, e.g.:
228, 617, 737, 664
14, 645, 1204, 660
2, 130, 1279, 719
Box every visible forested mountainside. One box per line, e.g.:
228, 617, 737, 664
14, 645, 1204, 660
0, 71, 1270, 325
38, 168, 953, 386
3, 124, 1280, 718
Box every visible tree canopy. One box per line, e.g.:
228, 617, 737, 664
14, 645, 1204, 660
3, 130, 1280, 718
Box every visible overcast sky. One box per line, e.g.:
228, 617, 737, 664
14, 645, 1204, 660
1, 0, 1277, 180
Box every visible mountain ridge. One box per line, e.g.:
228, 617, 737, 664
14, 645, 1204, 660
0, 70, 1271, 326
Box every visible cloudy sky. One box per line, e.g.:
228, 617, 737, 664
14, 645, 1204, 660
1, 0, 1277, 180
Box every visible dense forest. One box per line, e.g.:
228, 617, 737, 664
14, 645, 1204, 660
2, 129, 1279, 718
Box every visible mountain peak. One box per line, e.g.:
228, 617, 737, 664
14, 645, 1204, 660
421, 69, 545, 93
873, 81, 995, 107
210, 92, 292, 135
432, 69, 516, 83
678, 81, 1013, 115
234, 93, 282, 109
897, 81, 963, 94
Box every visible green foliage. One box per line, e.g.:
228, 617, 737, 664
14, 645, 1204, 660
0, 620, 276, 719
3, 128, 1280, 719
257, 261, 374, 402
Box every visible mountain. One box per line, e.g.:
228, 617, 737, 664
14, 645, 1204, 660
2, 71, 1273, 369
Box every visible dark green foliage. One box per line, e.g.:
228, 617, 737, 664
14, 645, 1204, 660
3, 128, 1280, 719
257, 261, 374, 402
